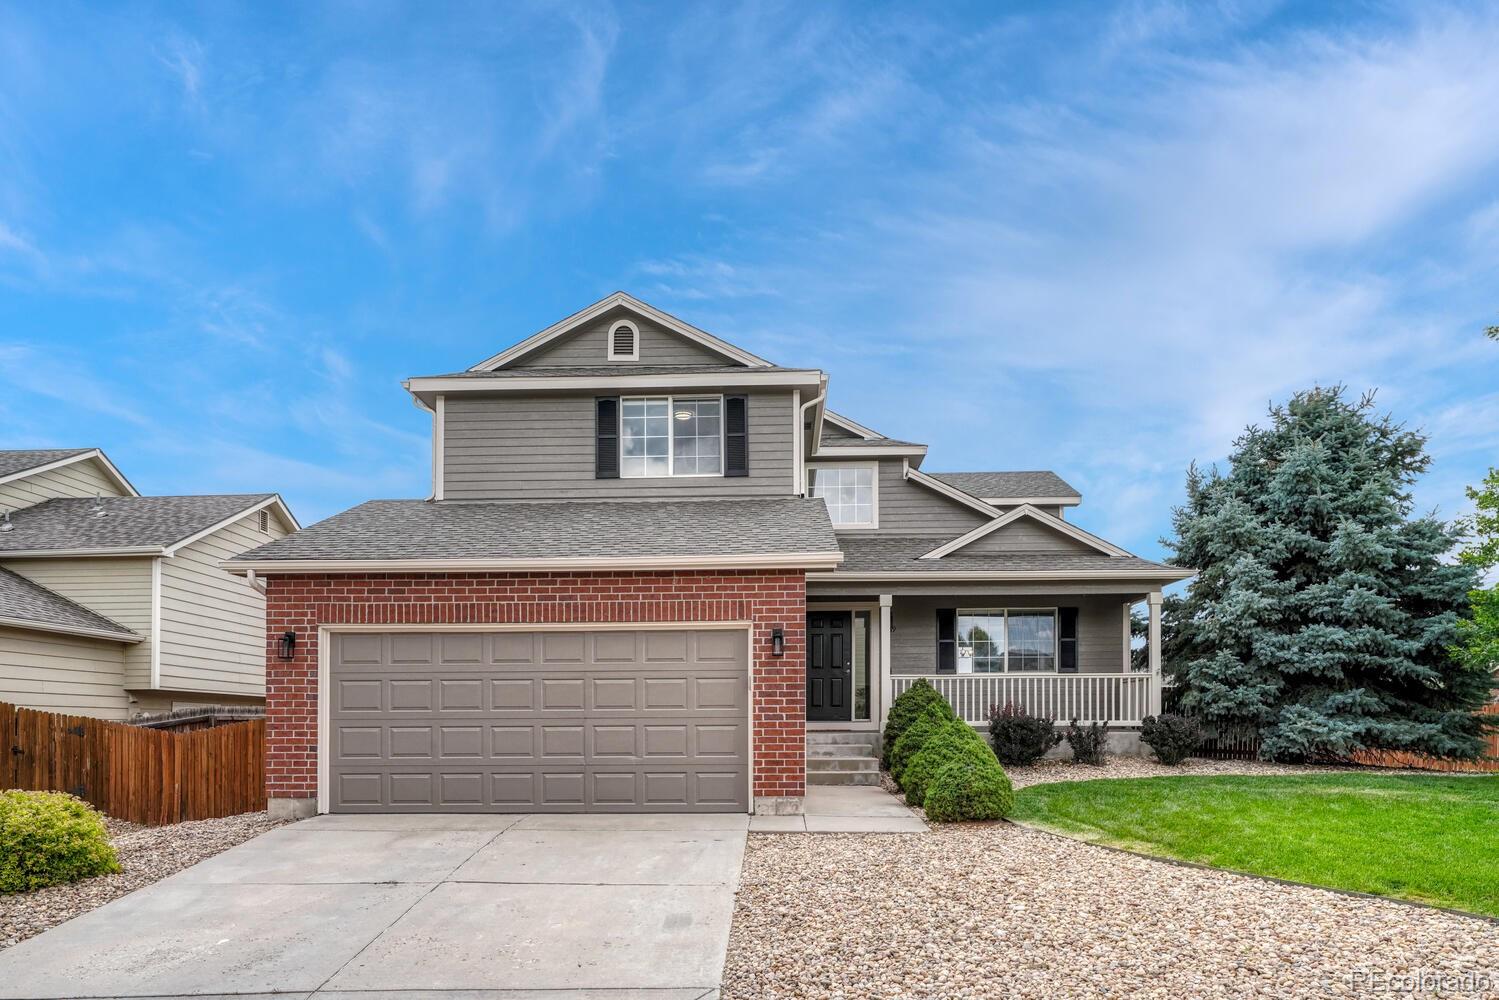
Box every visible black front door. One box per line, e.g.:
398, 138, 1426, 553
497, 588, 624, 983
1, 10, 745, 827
806, 611, 853, 722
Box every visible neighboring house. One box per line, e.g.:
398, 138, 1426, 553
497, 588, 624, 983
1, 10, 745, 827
230, 292, 1191, 819
0, 448, 298, 720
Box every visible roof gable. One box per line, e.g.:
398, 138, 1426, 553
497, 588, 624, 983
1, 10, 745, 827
470, 292, 772, 371
928, 471, 1080, 505
0, 566, 140, 642
0, 448, 139, 498
0, 494, 295, 556
919, 504, 1130, 560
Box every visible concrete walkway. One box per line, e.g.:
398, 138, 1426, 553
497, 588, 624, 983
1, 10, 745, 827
748, 785, 927, 833
0, 812, 747, 1000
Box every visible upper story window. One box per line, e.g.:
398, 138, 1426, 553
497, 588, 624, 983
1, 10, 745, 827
621, 395, 722, 477
807, 463, 877, 528
608, 321, 640, 361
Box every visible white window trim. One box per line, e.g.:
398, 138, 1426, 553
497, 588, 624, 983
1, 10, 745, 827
607, 320, 640, 362
806, 461, 879, 530
956, 607, 1059, 674
619, 394, 725, 479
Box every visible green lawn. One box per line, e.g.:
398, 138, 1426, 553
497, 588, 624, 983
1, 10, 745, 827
1010, 774, 1499, 917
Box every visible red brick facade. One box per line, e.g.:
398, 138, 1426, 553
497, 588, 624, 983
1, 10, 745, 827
262, 569, 807, 805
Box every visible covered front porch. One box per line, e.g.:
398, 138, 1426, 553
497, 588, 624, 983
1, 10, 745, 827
804, 585, 1167, 731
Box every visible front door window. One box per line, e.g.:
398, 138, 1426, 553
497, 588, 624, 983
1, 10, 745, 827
852, 610, 870, 721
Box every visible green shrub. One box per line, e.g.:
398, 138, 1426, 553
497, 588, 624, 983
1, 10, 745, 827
889, 706, 953, 784
0, 791, 120, 894
881, 680, 956, 768
902, 726, 991, 806
1066, 718, 1111, 765
987, 702, 1062, 766
1140, 714, 1202, 765
923, 751, 1015, 822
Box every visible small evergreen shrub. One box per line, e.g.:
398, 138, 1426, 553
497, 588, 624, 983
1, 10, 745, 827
923, 751, 1015, 822
889, 706, 953, 784
901, 721, 989, 805
0, 791, 120, 894
987, 702, 1062, 766
881, 680, 956, 768
1065, 719, 1111, 765
1140, 713, 1202, 765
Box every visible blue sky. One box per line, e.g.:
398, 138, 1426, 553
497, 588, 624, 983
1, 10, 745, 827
2, 1, 1497, 565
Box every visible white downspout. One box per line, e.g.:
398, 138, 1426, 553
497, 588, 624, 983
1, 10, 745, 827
796, 383, 827, 495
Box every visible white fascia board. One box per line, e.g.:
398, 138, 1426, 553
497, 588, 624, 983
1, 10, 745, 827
0, 449, 141, 497
469, 292, 774, 371
0, 615, 144, 644
809, 568, 1196, 583
815, 444, 929, 459
162, 495, 302, 556
919, 504, 1131, 560
0, 546, 165, 558
821, 410, 885, 441
902, 463, 1002, 518
981, 496, 1082, 507
224, 551, 846, 575
406, 369, 823, 397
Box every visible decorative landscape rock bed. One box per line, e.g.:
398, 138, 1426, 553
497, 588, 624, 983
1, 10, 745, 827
0, 812, 284, 949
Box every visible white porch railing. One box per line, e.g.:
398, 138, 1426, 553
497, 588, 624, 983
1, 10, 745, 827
892, 673, 1153, 726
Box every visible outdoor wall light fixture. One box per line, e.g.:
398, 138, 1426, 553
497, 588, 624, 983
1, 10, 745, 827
770, 627, 785, 657
278, 630, 297, 661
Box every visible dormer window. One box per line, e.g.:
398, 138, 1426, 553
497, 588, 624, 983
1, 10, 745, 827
608, 321, 639, 361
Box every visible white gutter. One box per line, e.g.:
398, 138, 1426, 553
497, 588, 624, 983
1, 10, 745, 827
808, 569, 1195, 582
0, 546, 165, 558
224, 551, 846, 575
0, 615, 144, 643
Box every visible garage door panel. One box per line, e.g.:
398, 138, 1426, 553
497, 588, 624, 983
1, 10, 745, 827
330, 629, 747, 813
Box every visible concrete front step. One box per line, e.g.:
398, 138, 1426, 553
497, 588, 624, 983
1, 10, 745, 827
806, 755, 879, 773
805, 731, 880, 746
807, 770, 882, 786
807, 743, 878, 757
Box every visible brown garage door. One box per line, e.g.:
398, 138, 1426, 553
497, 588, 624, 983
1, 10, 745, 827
328, 628, 749, 813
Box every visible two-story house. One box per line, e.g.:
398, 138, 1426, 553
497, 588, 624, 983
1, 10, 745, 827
0, 447, 298, 719
230, 292, 1190, 819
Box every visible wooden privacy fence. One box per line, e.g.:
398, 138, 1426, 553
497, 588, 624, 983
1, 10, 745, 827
1, 701, 265, 825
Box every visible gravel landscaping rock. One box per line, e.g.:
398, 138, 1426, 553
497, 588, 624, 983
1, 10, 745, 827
723, 819, 1499, 999
0, 811, 284, 949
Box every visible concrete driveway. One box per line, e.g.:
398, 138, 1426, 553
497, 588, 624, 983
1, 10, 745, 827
0, 812, 747, 1000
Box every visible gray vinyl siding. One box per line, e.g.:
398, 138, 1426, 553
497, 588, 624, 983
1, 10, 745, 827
890, 595, 1127, 675
819, 421, 864, 444
510, 314, 733, 368
443, 390, 797, 500
0, 557, 155, 688
871, 460, 992, 536
0, 458, 128, 512
961, 519, 1096, 555
0, 626, 131, 719
156, 508, 289, 699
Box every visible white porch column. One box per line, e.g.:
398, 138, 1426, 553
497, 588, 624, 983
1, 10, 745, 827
878, 594, 893, 728
1147, 590, 1163, 717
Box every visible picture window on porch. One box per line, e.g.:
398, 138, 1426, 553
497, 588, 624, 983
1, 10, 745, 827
955, 609, 1057, 673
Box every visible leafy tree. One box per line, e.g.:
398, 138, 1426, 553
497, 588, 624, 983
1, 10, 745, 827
1163, 387, 1488, 761
1454, 468, 1499, 696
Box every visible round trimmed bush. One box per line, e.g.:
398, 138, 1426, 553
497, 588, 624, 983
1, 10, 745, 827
923, 752, 1015, 822
1140, 713, 1202, 765
881, 680, 956, 768
888, 705, 953, 785
901, 723, 991, 806
0, 790, 120, 894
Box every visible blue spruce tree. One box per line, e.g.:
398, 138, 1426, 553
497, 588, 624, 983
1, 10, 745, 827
1163, 387, 1489, 761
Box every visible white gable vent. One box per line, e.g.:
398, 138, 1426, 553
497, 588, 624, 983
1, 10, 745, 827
608, 321, 639, 361
258, 509, 270, 533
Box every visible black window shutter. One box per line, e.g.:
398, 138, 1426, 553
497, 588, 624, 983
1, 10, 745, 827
936, 608, 956, 674
595, 397, 619, 479
1058, 607, 1078, 673
724, 395, 749, 477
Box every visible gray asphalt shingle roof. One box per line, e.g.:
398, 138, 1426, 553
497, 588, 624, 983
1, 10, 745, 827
928, 471, 1081, 499
0, 567, 138, 640
830, 536, 1185, 577
233, 497, 840, 563
0, 495, 274, 553
420, 365, 814, 379
0, 449, 93, 479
